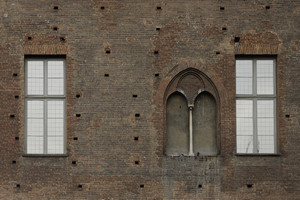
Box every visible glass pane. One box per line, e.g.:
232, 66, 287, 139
48, 61, 64, 78
27, 119, 44, 136
257, 118, 274, 136
48, 119, 64, 136
48, 101, 64, 118
257, 78, 274, 95
236, 100, 253, 117
27, 136, 43, 154
257, 60, 273, 77
258, 135, 274, 153
236, 118, 253, 135
257, 100, 274, 117
236, 78, 253, 94
27, 78, 44, 95
47, 136, 64, 154
237, 135, 253, 153
27, 101, 44, 118
48, 78, 64, 95
27, 61, 44, 78
236, 60, 253, 77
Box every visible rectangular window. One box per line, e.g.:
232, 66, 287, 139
236, 58, 276, 154
25, 58, 65, 154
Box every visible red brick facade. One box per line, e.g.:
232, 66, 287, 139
0, 0, 299, 199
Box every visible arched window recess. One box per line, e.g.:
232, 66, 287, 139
164, 69, 219, 156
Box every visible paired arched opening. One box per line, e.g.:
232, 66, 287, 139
164, 69, 219, 156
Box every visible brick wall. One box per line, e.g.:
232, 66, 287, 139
0, 0, 299, 199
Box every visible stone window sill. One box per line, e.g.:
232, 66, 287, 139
235, 153, 280, 157
22, 154, 68, 157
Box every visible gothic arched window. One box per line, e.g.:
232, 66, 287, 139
164, 69, 219, 156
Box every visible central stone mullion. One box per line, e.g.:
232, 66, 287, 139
189, 106, 194, 156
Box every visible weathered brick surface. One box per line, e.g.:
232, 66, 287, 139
0, 0, 299, 199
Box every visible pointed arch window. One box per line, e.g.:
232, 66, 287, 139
165, 69, 219, 156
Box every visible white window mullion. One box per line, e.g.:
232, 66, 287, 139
63, 100, 66, 154
253, 99, 258, 153
274, 99, 276, 153
45, 60, 48, 97
44, 99, 48, 154
44, 60, 48, 154
254, 59, 257, 96
253, 60, 257, 153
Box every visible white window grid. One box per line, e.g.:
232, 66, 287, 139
25, 58, 66, 154
236, 58, 276, 154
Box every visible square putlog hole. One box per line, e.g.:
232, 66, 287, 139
60, 37, 66, 42
234, 37, 240, 43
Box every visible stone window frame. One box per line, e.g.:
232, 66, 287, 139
163, 68, 220, 156
24, 56, 66, 155
235, 56, 277, 154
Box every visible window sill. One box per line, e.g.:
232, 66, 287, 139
165, 154, 219, 157
22, 154, 68, 157
235, 153, 280, 157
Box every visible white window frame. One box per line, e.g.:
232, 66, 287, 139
25, 57, 66, 155
236, 57, 276, 154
